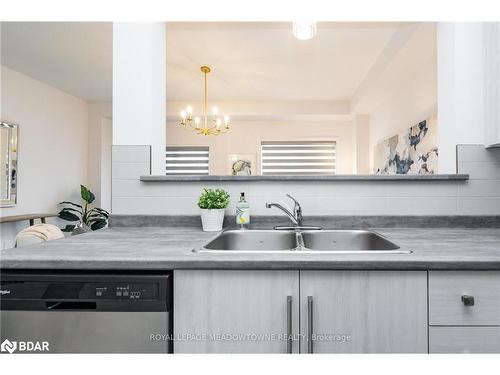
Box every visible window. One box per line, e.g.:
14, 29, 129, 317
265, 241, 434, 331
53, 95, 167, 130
260, 141, 336, 175
165, 146, 209, 175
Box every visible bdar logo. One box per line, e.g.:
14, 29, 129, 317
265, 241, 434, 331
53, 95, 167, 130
1, 339, 17, 354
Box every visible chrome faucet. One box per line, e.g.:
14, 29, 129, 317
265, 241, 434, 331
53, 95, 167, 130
265, 194, 303, 226
265, 194, 321, 230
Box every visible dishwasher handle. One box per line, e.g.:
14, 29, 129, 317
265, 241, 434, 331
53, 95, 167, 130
46, 301, 98, 310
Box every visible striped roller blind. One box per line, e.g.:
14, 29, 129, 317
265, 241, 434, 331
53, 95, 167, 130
165, 146, 209, 175
261, 141, 336, 175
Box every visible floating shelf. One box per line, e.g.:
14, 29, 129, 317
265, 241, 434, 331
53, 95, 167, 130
140, 174, 469, 182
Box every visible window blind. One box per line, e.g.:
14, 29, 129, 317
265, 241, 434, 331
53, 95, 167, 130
261, 141, 336, 175
165, 146, 209, 175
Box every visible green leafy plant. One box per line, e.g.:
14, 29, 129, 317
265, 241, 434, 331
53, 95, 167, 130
197, 188, 230, 209
58, 185, 109, 232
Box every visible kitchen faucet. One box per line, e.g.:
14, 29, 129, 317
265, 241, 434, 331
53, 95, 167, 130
265, 194, 321, 230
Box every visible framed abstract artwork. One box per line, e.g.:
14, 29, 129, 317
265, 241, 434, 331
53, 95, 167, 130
374, 117, 438, 175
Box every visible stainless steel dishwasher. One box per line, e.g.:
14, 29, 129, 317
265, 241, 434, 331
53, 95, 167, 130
0, 271, 172, 353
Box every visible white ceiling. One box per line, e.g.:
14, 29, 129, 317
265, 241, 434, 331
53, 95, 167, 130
165, 22, 400, 101
1, 22, 430, 103
1, 22, 112, 101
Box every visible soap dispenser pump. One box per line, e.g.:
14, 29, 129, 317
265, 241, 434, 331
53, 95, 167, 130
236, 192, 250, 229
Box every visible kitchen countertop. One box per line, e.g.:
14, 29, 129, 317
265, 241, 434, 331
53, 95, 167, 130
1, 226, 500, 270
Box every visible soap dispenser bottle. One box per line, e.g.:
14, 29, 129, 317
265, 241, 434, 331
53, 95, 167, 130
236, 192, 250, 229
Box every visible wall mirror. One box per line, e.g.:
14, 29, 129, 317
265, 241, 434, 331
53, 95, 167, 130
0, 122, 19, 206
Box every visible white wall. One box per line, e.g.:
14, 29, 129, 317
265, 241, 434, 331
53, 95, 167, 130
167, 119, 355, 175
166, 99, 357, 174
87, 101, 112, 208
0, 66, 89, 249
100, 117, 112, 212
369, 57, 437, 171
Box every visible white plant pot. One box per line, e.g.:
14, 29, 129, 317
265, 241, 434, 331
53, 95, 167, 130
200, 208, 225, 232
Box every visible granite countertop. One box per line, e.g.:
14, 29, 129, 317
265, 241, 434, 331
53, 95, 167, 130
1, 226, 500, 270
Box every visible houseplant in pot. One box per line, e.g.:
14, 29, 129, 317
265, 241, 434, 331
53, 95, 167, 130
58, 185, 109, 235
198, 188, 230, 232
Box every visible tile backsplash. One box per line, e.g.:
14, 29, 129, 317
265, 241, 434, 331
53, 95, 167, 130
111, 145, 500, 216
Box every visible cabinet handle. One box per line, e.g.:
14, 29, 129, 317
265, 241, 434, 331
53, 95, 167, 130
287, 295, 292, 354
461, 295, 475, 306
307, 296, 314, 354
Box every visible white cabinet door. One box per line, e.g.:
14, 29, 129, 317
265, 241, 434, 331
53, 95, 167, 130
300, 271, 428, 353
174, 270, 300, 353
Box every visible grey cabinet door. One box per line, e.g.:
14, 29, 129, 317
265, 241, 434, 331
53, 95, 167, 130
429, 271, 500, 326
174, 270, 300, 353
300, 271, 428, 353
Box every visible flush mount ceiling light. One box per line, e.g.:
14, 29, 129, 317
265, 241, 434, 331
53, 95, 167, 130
292, 21, 317, 40
179, 66, 230, 136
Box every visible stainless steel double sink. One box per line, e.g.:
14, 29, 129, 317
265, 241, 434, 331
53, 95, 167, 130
198, 229, 411, 254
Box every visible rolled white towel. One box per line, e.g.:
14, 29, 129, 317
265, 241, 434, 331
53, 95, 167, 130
15, 224, 64, 247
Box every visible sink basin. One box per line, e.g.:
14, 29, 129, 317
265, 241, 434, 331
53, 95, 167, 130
202, 230, 296, 251
198, 229, 411, 254
301, 230, 406, 252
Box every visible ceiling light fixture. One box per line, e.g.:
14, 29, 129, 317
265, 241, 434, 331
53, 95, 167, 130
292, 22, 317, 40
179, 66, 230, 136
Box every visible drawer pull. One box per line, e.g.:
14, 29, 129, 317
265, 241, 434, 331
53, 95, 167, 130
461, 295, 475, 306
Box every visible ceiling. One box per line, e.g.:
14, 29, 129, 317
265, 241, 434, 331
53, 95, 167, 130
165, 22, 399, 101
1, 22, 429, 103
1, 22, 112, 101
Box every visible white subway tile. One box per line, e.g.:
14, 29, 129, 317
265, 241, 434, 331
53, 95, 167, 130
458, 161, 500, 180
112, 162, 150, 180
384, 197, 458, 215
112, 196, 199, 215
458, 180, 500, 197
113, 180, 203, 197
458, 197, 500, 215
112, 145, 151, 163
457, 144, 500, 163
298, 196, 388, 215
382, 182, 458, 197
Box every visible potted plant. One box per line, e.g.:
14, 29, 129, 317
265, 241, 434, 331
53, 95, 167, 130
198, 188, 230, 232
58, 185, 109, 234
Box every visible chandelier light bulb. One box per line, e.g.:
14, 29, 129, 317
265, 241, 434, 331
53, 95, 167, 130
293, 22, 317, 40
178, 66, 232, 136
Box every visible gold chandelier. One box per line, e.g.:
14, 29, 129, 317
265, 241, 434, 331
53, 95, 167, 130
179, 66, 230, 136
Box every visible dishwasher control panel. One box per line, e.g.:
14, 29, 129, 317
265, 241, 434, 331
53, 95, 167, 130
0, 273, 170, 304
87, 283, 158, 300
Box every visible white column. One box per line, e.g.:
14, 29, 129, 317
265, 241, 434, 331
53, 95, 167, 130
112, 23, 166, 175
437, 23, 499, 172
352, 114, 370, 174
483, 23, 500, 147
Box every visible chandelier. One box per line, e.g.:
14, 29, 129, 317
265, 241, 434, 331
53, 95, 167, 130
179, 66, 230, 136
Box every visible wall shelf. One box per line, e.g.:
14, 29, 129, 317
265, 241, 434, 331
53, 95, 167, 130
140, 174, 469, 182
